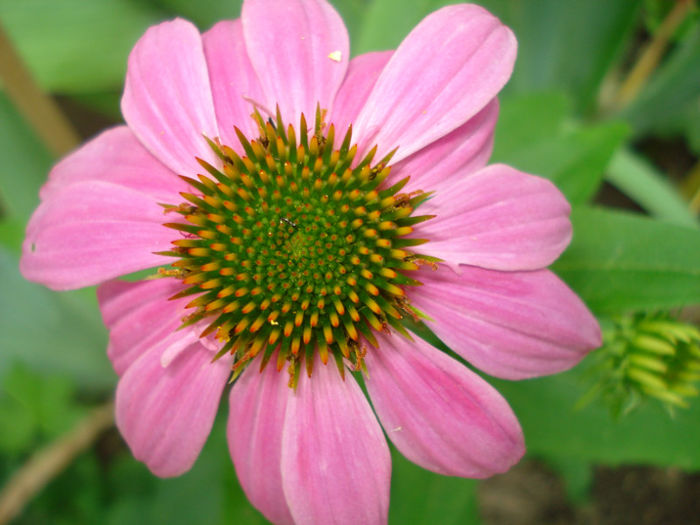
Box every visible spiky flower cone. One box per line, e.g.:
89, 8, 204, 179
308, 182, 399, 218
160, 108, 435, 384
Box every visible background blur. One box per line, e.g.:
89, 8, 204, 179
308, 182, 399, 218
1, 0, 700, 523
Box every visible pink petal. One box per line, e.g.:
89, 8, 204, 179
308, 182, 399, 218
417, 164, 572, 271
25, 126, 187, 290
242, 0, 349, 125
410, 264, 602, 380
202, 20, 266, 148
39, 126, 186, 202
390, 99, 498, 190
228, 356, 294, 525
97, 279, 192, 376
329, 51, 392, 134
122, 19, 220, 176
21, 180, 175, 290
353, 4, 516, 163
116, 341, 231, 477
281, 358, 390, 525
365, 332, 525, 478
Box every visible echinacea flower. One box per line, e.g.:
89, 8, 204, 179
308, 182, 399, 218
20, 0, 601, 523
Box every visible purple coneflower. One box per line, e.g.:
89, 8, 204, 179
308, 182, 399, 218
20, 1, 600, 523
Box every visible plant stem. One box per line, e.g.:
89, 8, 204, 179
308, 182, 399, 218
614, 0, 695, 110
0, 402, 114, 524
0, 24, 81, 158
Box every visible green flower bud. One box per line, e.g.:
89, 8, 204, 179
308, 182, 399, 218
581, 312, 700, 416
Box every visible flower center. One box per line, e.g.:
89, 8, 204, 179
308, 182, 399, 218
160, 108, 435, 384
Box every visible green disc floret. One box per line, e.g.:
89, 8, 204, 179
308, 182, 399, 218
159, 107, 435, 385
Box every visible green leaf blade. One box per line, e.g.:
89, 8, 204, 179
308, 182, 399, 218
554, 207, 700, 314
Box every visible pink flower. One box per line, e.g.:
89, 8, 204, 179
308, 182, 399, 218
20, 1, 601, 523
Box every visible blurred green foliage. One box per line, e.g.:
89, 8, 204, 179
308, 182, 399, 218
1, 0, 699, 523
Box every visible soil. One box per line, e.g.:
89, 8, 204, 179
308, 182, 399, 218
479, 460, 700, 525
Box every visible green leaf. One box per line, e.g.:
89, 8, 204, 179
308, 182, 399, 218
0, 0, 166, 93
389, 446, 480, 525
354, 0, 435, 54
478, 0, 641, 112
493, 358, 700, 470
0, 218, 26, 254
620, 23, 700, 149
0, 364, 86, 453
330, 0, 373, 50
492, 92, 629, 204
606, 148, 697, 227
147, 0, 241, 30
491, 92, 571, 158
0, 387, 36, 454
553, 207, 700, 314
67, 91, 123, 121
547, 121, 629, 204
546, 457, 593, 504
105, 458, 158, 525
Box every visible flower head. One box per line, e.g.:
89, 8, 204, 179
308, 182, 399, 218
20, 1, 601, 523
